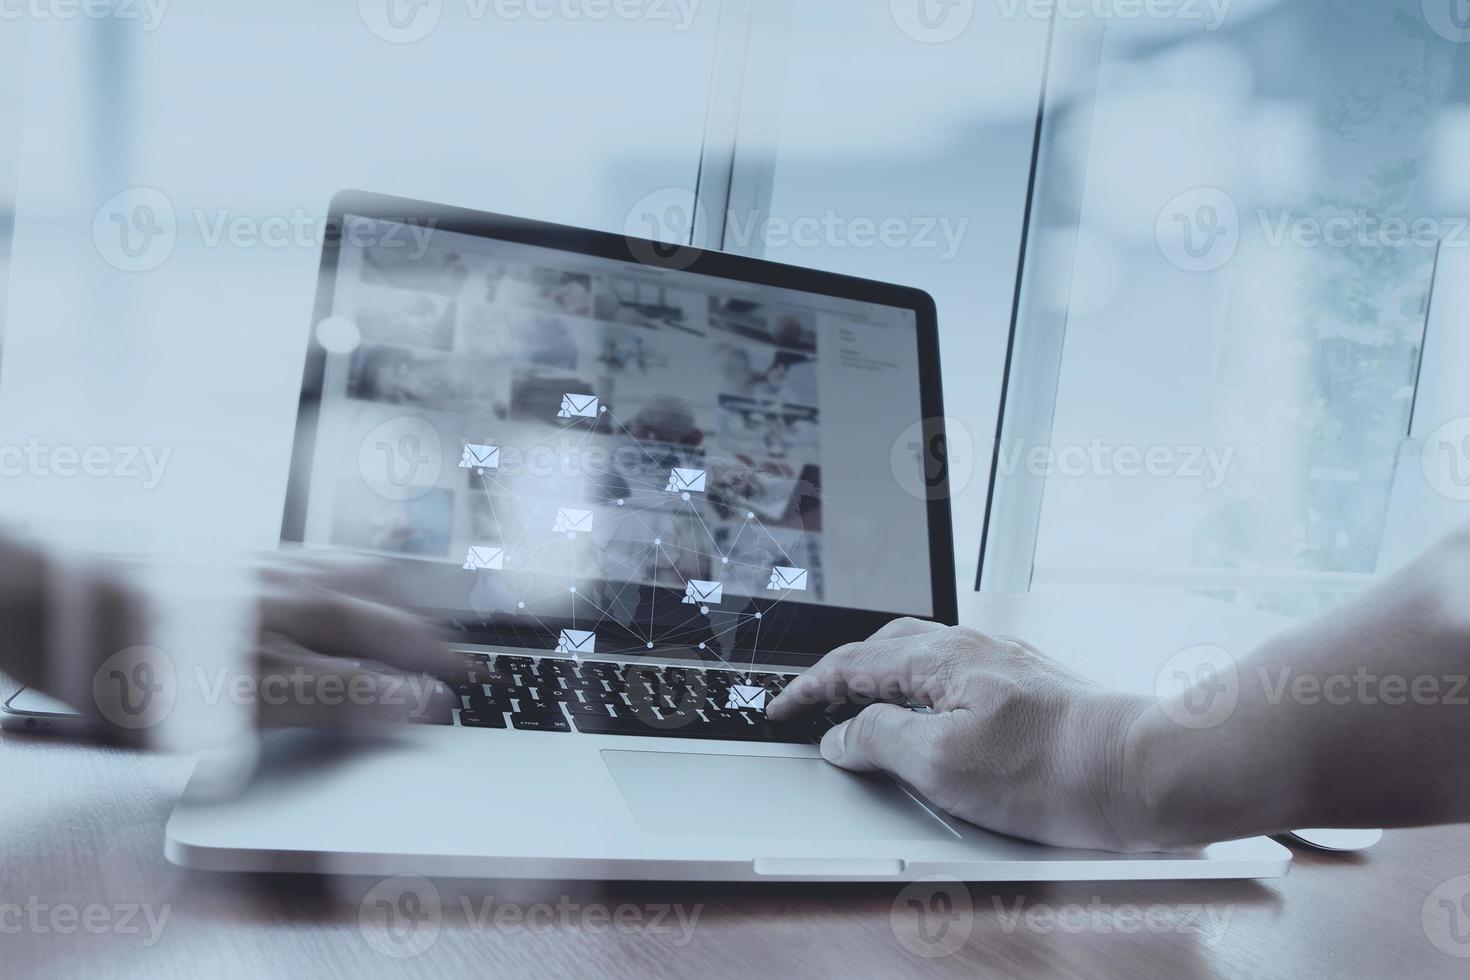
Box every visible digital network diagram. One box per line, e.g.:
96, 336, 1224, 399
459, 394, 814, 713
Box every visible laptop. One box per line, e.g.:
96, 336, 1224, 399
165, 191, 1290, 881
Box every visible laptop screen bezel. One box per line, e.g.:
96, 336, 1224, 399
281, 190, 958, 662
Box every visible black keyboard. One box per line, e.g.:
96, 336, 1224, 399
440, 652, 830, 745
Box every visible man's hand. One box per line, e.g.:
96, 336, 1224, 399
2, 538, 452, 750
767, 619, 1158, 852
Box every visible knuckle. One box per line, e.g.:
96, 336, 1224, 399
850, 704, 889, 745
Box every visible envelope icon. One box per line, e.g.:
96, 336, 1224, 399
556, 629, 596, 656
553, 508, 594, 534
557, 393, 600, 419
460, 444, 500, 470
726, 684, 767, 712
682, 580, 723, 605
462, 545, 504, 571
767, 566, 808, 591
664, 467, 707, 494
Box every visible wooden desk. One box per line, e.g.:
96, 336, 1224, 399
4, 591, 1469, 978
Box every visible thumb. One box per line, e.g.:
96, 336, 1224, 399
820, 703, 947, 788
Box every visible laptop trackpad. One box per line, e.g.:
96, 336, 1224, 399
601, 750, 959, 841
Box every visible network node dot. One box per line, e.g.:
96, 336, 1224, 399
600, 407, 608, 414
646, 642, 655, 649
747, 512, 755, 519
756, 612, 763, 620
698, 643, 706, 650
681, 492, 690, 501
700, 606, 710, 615
720, 557, 728, 565
617, 499, 625, 506
569, 586, 577, 594
654, 538, 662, 546
517, 601, 525, 609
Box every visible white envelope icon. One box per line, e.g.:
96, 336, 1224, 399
726, 684, 767, 712
553, 508, 594, 534
555, 629, 596, 655
557, 393, 600, 419
767, 566, 808, 591
462, 545, 504, 571
460, 444, 500, 470
664, 467, 707, 494
682, 580, 723, 605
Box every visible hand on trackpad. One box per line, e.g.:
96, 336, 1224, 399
600, 750, 958, 841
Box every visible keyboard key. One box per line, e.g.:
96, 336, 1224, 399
512, 712, 571, 733
406, 704, 454, 726
458, 710, 507, 729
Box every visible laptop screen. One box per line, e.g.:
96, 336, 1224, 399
289, 199, 949, 663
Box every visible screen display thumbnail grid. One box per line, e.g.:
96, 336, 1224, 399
301, 215, 933, 662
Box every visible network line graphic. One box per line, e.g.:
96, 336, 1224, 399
459, 395, 816, 684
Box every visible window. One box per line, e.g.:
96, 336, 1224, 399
0, 2, 722, 549
988, 0, 1470, 617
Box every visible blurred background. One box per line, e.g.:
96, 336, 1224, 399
1, 0, 1469, 620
